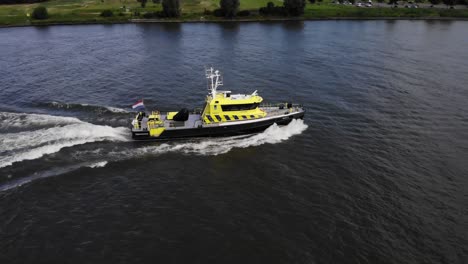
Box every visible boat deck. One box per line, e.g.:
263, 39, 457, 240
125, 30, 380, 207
163, 114, 203, 129
134, 106, 304, 132
261, 106, 300, 117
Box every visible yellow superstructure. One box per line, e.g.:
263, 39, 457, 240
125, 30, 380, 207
147, 111, 165, 136
201, 91, 267, 124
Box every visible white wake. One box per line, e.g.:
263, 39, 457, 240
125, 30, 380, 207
0, 112, 128, 168
87, 161, 108, 168
0, 111, 308, 169
104, 106, 130, 113
0, 116, 308, 191
48, 101, 130, 113
0, 112, 81, 129
133, 119, 308, 157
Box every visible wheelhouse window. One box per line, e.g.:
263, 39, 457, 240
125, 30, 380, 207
221, 103, 259, 111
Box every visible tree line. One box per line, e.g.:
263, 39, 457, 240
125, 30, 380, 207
20, 0, 468, 21
0, 0, 46, 4
138, 0, 256, 19
214, 0, 308, 18
140, 0, 309, 19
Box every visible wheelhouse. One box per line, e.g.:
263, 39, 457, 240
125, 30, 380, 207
201, 68, 266, 124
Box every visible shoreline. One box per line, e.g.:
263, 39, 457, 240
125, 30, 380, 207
1, 16, 468, 28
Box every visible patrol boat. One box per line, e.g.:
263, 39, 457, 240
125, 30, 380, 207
131, 68, 305, 140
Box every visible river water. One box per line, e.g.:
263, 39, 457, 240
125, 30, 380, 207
0, 21, 467, 263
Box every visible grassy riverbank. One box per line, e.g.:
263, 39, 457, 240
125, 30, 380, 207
1, 0, 467, 27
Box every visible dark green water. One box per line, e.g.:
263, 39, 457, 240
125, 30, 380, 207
1, 21, 467, 263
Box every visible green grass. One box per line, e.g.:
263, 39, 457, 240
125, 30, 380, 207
0, 0, 467, 26
0, 0, 164, 26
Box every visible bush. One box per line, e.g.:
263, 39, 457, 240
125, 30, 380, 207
284, 0, 306, 16
142, 11, 166, 18
142, 12, 154, 18
237, 10, 250, 17
100, 10, 113, 17
259, 2, 286, 16
137, 0, 148, 8
213, 8, 224, 17
31, 6, 48, 20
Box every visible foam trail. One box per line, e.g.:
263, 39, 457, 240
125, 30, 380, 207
1, 123, 128, 152
104, 106, 130, 113
0, 112, 128, 168
0, 119, 307, 191
87, 161, 108, 168
0, 161, 108, 192
135, 119, 308, 157
46, 102, 130, 113
0, 112, 81, 129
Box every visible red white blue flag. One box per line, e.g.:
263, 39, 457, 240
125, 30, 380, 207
132, 100, 145, 110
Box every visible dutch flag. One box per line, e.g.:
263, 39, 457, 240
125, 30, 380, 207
132, 100, 145, 111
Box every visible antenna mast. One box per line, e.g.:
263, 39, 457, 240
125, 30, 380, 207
205, 67, 223, 99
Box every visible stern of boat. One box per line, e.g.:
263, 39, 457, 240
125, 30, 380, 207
260, 103, 304, 118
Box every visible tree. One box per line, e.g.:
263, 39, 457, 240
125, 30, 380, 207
259, 2, 286, 16
429, 0, 441, 4
162, 0, 180, 17
388, 0, 398, 4
220, 0, 240, 18
237, 10, 250, 16
100, 10, 114, 17
308, 0, 316, 3
442, 0, 455, 6
152, 0, 161, 3
283, 0, 306, 16
137, 0, 148, 8
32, 6, 48, 19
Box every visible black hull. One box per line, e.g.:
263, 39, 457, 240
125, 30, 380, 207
132, 112, 304, 141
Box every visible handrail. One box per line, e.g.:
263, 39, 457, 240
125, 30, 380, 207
192, 108, 203, 114
259, 103, 303, 108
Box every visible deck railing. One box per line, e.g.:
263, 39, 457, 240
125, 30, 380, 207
259, 103, 303, 108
